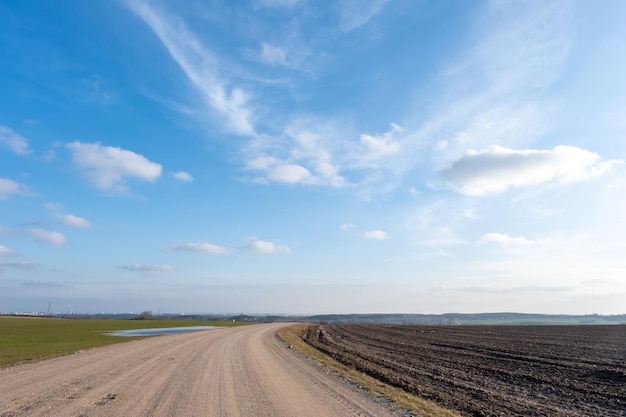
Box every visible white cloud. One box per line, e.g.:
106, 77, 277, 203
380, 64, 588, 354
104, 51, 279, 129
356, 123, 402, 165
245, 240, 291, 254
173, 171, 193, 182
0, 244, 17, 257
478, 233, 534, 246
363, 230, 389, 240
268, 164, 312, 184
335, 0, 388, 32
66, 141, 162, 191
55, 214, 92, 228
170, 242, 232, 255
339, 223, 355, 231
414, 1, 575, 188
128, 1, 255, 136
0, 178, 28, 200
0, 126, 32, 155
245, 120, 346, 187
256, 0, 304, 8
440, 145, 619, 196
260, 43, 287, 66
45, 202, 64, 211
29, 229, 68, 246
119, 264, 174, 272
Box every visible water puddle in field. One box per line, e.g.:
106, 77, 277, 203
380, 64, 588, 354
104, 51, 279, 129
109, 326, 220, 337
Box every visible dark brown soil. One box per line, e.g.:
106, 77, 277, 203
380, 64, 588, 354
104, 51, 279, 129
304, 324, 626, 416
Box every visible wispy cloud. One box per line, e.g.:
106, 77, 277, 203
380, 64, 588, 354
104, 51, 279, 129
415, 1, 576, 188
128, 1, 255, 136
118, 264, 174, 272
66, 141, 162, 192
0, 226, 16, 235
44, 202, 64, 211
354, 123, 403, 167
256, 0, 305, 9
335, 0, 388, 32
259, 43, 288, 67
0, 261, 40, 270
169, 242, 232, 255
0, 126, 32, 155
0, 178, 28, 200
363, 230, 389, 240
21, 280, 64, 288
440, 284, 571, 294
440, 145, 619, 196
244, 240, 291, 254
79, 74, 116, 105
29, 229, 68, 246
172, 171, 193, 182
0, 244, 17, 257
55, 214, 92, 228
478, 233, 537, 246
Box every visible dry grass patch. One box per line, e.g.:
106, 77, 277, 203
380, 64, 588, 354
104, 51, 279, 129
277, 323, 461, 417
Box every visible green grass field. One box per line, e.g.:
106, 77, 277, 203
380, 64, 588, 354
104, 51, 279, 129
0, 316, 247, 368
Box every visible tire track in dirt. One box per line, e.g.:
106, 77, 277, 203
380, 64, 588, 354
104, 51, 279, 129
0, 323, 406, 417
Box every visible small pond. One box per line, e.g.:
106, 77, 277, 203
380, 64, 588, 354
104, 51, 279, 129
109, 326, 220, 337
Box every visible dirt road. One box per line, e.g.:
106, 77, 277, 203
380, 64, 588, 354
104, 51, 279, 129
0, 323, 404, 417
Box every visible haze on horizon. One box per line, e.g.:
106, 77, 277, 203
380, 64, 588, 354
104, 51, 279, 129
1, 0, 625, 315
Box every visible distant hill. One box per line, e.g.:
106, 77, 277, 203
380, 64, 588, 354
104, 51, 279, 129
297, 313, 626, 325
4, 311, 624, 325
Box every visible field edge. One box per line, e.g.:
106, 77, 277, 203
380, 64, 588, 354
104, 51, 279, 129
276, 323, 462, 417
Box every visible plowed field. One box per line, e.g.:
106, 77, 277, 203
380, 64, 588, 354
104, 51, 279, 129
304, 324, 626, 416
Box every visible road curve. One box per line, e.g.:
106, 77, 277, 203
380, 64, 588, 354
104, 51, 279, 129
0, 323, 403, 417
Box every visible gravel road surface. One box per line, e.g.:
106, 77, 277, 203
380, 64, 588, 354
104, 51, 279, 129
0, 323, 403, 417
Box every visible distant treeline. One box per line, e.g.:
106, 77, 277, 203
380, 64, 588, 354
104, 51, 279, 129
3, 312, 624, 325
300, 312, 626, 325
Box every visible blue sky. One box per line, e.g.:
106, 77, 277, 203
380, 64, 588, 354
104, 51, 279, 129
1, 0, 625, 315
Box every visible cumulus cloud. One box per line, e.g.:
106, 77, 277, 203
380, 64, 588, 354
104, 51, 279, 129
478, 233, 535, 246
55, 214, 92, 228
0, 126, 32, 155
118, 264, 174, 272
29, 229, 68, 246
268, 164, 312, 184
245, 240, 291, 254
440, 145, 619, 196
0, 178, 28, 200
172, 171, 193, 182
358, 123, 402, 163
363, 230, 389, 240
170, 242, 232, 255
0, 244, 17, 257
66, 141, 162, 191
246, 121, 346, 187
